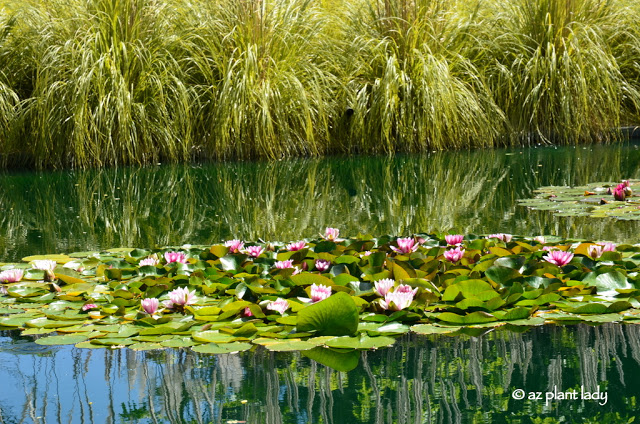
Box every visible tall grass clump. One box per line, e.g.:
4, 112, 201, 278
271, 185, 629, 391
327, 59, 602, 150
178, 0, 339, 160
0, 11, 19, 154
7, 0, 193, 168
480, 0, 640, 144
334, 0, 506, 154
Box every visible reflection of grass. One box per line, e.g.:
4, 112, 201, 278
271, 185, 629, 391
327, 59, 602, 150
3, 324, 637, 422
0, 145, 639, 261
1, 0, 640, 167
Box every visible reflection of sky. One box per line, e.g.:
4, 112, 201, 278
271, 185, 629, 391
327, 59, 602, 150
1, 142, 640, 262
2, 324, 640, 423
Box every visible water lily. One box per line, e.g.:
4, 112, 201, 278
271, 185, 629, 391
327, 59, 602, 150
275, 260, 294, 269
31, 259, 57, 281
315, 259, 331, 272
614, 185, 626, 201
391, 237, 419, 254
267, 298, 290, 315
225, 239, 245, 253
164, 287, 197, 309
380, 291, 414, 311
444, 247, 465, 263
488, 233, 512, 242
599, 242, 616, 252
310, 284, 332, 302
543, 250, 574, 266
82, 303, 98, 311
323, 227, 342, 241
164, 251, 187, 264
139, 256, 159, 267
0, 286, 7, 295
0, 269, 23, 283
141, 298, 159, 315
286, 241, 306, 251
374, 278, 395, 296
533, 236, 546, 244
445, 235, 464, 246
245, 245, 265, 257
588, 244, 604, 259
243, 307, 253, 317
31, 260, 57, 271
396, 284, 418, 296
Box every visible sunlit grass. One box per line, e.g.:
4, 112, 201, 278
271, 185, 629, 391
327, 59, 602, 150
6, 0, 194, 168
0, 0, 639, 168
479, 0, 640, 144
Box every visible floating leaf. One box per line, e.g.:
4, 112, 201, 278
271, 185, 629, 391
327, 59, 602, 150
35, 334, 89, 345
297, 292, 358, 336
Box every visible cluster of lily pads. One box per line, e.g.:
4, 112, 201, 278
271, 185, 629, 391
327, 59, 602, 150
518, 179, 640, 219
2, 228, 640, 354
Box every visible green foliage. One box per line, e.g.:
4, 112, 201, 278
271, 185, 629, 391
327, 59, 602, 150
1, 0, 640, 167
1, 232, 640, 352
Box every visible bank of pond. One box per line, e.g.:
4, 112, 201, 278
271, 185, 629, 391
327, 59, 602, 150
1, 0, 640, 168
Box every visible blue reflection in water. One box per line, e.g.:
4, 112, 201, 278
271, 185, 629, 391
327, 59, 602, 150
1, 324, 639, 423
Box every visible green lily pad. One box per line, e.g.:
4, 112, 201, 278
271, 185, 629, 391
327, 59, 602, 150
191, 342, 252, 354
297, 292, 358, 336
35, 334, 89, 345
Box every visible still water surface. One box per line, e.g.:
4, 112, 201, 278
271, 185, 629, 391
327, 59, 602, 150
1, 143, 640, 423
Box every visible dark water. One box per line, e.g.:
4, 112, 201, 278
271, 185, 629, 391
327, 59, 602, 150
1, 143, 640, 263
2, 143, 640, 423
1, 324, 638, 424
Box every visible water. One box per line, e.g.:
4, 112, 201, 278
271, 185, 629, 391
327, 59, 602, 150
1, 143, 640, 263
2, 143, 640, 422
1, 324, 638, 423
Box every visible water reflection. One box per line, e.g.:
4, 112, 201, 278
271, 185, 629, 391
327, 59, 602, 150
1, 324, 639, 423
1, 143, 640, 262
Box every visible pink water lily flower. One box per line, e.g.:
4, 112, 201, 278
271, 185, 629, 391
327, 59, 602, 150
315, 259, 331, 272
380, 291, 414, 311
164, 251, 187, 264
139, 256, 159, 267
141, 298, 159, 315
374, 278, 395, 296
543, 250, 574, 266
275, 260, 294, 269
395, 284, 418, 296
445, 235, 464, 246
82, 303, 98, 312
286, 241, 306, 251
310, 284, 332, 302
391, 237, 419, 254
245, 245, 265, 257
444, 247, 465, 263
588, 245, 604, 259
225, 239, 245, 253
489, 233, 512, 242
598, 242, 616, 252
267, 298, 290, 315
164, 287, 197, 309
323, 227, 343, 242
243, 307, 253, 317
0, 269, 23, 283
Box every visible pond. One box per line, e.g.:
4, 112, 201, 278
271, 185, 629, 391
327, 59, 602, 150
1, 324, 638, 423
2, 142, 640, 422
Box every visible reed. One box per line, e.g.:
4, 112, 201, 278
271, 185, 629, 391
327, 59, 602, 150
335, 0, 506, 153
0, 0, 639, 168
177, 0, 339, 160
5, 0, 194, 168
479, 0, 640, 144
